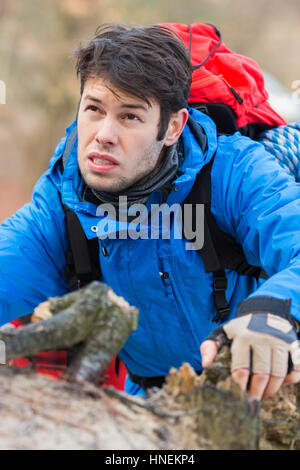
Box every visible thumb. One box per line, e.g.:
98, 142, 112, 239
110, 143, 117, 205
200, 340, 218, 368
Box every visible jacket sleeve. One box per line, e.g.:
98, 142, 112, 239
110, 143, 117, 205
0, 171, 69, 326
211, 134, 300, 322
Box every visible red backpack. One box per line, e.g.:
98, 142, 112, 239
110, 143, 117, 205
160, 23, 286, 137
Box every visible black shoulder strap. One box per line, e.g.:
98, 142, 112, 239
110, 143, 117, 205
182, 117, 266, 323
187, 156, 261, 276
191, 102, 275, 139
60, 129, 102, 292
62, 204, 101, 291
193, 103, 239, 136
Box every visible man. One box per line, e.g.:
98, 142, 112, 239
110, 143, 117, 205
1, 24, 300, 400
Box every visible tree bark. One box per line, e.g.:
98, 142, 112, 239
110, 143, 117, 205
1, 349, 300, 450
0, 282, 300, 450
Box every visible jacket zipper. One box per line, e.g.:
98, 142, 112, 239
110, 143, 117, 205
159, 268, 200, 353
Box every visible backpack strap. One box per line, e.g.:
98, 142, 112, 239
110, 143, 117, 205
189, 23, 222, 70
62, 204, 101, 291
182, 117, 266, 323
60, 128, 102, 292
193, 103, 239, 135
191, 103, 274, 139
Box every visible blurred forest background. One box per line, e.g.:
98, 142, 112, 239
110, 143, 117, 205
0, 0, 299, 221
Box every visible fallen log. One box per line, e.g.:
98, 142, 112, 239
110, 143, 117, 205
0, 282, 300, 450
1, 353, 300, 450
0, 367, 172, 450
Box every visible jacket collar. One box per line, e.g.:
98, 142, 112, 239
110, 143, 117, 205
49, 107, 218, 214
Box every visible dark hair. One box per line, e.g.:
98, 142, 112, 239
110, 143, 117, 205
73, 24, 192, 140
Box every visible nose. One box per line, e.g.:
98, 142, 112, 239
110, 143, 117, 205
95, 117, 118, 146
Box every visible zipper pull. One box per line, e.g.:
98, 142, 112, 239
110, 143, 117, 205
229, 87, 243, 104
221, 75, 244, 104
99, 238, 108, 257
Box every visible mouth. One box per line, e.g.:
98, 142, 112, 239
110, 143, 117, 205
87, 153, 119, 173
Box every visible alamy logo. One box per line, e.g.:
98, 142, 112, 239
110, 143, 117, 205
291, 80, 300, 105
0, 340, 6, 364
96, 196, 204, 250
0, 80, 6, 104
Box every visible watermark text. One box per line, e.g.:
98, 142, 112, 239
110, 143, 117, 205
291, 80, 300, 105
95, 196, 204, 250
0, 80, 6, 104
0, 340, 6, 364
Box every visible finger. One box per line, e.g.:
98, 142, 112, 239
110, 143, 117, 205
283, 370, 300, 385
271, 346, 288, 377
251, 342, 271, 375
248, 373, 270, 400
247, 343, 272, 400
200, 340, 218, 367
232, 368, 250, 392
262, 348, 288, 398
262, 375, 285, 399
31, 300, 52, 323
230, 338, 251, 371
290, 343, 300, 372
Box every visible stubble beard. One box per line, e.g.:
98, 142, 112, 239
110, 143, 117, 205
80, 139, 165, 193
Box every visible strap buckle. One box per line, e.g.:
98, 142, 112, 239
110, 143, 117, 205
213, 307, 231, 323
213, 277, 228, 291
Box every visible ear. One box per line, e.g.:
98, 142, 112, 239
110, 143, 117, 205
164, 108, 189, 146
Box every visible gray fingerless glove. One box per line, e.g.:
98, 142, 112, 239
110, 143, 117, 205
206, 297, 300, 376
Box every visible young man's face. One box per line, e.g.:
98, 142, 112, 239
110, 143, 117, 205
77, 77, 173, 193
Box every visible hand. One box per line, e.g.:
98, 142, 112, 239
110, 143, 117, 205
200, 312, 300, 400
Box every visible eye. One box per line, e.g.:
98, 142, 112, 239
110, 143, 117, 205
86, 105, 99, 112
123, 113, 141, 121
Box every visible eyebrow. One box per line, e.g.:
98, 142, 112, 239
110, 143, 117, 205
84, 94, 148, 111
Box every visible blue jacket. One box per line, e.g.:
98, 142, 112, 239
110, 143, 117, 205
1, 107, 300, 382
